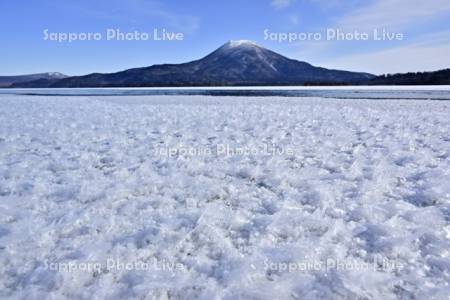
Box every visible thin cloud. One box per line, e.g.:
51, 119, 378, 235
286, 0, 450, 74
322, 31, 450, 74
57, 0, 200, 34
271, 0, 292, 9
289, 15, 300, 25
337, 0, 450, 31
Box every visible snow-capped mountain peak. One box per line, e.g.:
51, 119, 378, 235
46, 72, 67, 78
218, 40, 262, 53
226, 40, 259, 48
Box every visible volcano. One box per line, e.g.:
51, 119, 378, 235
12, 40, 374, 87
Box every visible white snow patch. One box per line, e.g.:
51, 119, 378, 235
227, 40, 259, 48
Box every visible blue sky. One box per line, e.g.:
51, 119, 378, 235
1, 0, 450, 76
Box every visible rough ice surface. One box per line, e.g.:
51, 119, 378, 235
0, 95, 449, 299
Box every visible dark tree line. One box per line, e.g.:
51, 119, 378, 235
369, 69, 450, 85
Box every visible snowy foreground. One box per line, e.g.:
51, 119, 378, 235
1, 95, 450, 299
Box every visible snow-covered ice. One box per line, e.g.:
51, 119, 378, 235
0, 95, 449, 299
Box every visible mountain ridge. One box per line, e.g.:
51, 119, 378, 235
0, 72, 67, 87
11, 41, 375, 87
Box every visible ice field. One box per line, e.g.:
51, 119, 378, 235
0, 94, 450, 299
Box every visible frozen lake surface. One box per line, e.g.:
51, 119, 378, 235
2, 86, 450, 99
0, 94, 449, 299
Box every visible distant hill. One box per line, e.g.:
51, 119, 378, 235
10, 41, 374, 88
0, 72, 67, 87
369, 69, 450, 85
